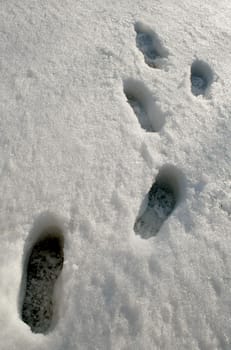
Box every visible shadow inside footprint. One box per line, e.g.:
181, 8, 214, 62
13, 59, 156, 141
191, 59, 214, 96
21, 225, 64, 334
125, 93, 153, 132
134, 165, 185, 239
134, 22, 168, 69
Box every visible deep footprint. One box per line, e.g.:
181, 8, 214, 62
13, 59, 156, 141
134, 165, 183, 239
21, 227, 64, 334
134, 22, 168, 68
190, 59, 213, 96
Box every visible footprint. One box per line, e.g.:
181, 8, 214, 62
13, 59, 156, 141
21, 225, 64, 334
134, 21, 168, 69
123, 78, 165, 132
134, 165, 185, 239
190, 59, 214, 97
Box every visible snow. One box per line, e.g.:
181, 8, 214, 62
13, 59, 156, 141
0, 0, 231, 349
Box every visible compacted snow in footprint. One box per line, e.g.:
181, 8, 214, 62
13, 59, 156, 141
21, 225, 64, 334
0, 0, 231, 349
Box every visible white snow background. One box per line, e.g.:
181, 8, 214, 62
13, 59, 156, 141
0, 0, 231, 349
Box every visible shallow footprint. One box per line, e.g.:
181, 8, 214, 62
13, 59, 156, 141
134, 165, 184, 239
123, 79, 166, 132
134, 21, 168, 69
21, 226, 64, 334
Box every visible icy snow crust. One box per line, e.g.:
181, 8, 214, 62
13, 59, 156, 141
0, 0, 231, 349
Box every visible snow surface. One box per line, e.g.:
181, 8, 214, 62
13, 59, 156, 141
0, 0, 231, 349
